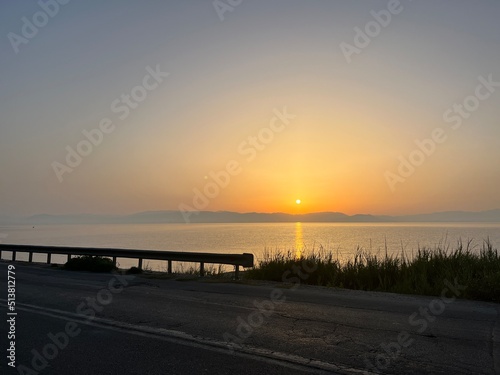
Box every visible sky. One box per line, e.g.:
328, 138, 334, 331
1, 0, 500, 217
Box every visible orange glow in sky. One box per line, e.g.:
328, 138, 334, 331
1, 2, 500, 217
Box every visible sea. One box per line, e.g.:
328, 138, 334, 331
1, 222, 499, 270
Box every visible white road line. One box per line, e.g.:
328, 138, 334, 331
0, 299, 372, 374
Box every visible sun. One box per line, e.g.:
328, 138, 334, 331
295, 199, 301, 205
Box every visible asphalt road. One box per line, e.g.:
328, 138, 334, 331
0, 262, 498, 374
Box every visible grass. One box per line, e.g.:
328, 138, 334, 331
245, 239, 500, 302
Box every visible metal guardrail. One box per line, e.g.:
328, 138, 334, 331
0, 244, 254, 279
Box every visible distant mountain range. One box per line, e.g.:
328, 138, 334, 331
1, 209, 500, 225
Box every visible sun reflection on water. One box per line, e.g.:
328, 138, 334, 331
295, 222, 303, 259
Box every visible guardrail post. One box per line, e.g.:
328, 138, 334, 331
67, 254, 71, 263
29, 252, 33, 263
235, 265, 239, 280
200, 262, 204, 277
168, 260, 172, 274
47, 253, 51, 264
138, 258, 143, 269
113, 257, 117, 267
12, 251, 16, 261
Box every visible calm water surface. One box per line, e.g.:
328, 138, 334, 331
1, 223, 499, 270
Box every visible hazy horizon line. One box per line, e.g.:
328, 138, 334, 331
14, 207, 500, 217
2, 208, 500, 225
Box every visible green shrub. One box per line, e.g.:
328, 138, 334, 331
64, 256, 116, 272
